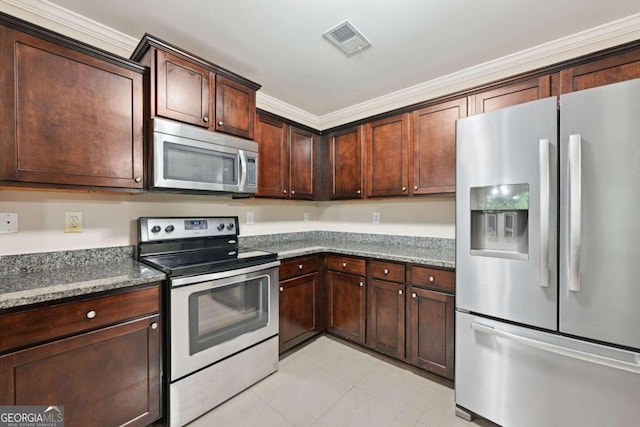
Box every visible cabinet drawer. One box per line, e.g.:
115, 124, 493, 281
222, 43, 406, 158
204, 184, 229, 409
279, 256, 320, 281
325, 255, 366, 276
409, 266, 455, 293
0, 285, 160, 353
369, 260, 405, 283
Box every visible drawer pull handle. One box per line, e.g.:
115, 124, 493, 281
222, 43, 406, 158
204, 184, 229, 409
398, 289, 403, 295
151, 322, 158, 330
359, 282, 364, 287
429, 276, 435, 282
342, 262, 347, 268
86, 310, 96, 319
412, 293, 417, 298
279, 286, 284, 292
383, 268, 389, 275
298, 264, 303, 270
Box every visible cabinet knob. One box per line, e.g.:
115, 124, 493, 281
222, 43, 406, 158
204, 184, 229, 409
398, 289, 403, 295
356, 190, 361, 195
412, 293, 417, 298
298, 264, 303, 270
86, 310, 96, 319
429, 276, 435, 282
359, 282, 364, 287
151, 322, 158, 330
218, 121, 224, 126
402, 186, 407, 191
283, 189, 288, 194
279, 286, 284, 292
342, 262, 347, 268
203, 117, 209, 123
383, 268, 389, 275
414, 185, 418, 190
291, 190, 296, 195
134, 177, 142, 183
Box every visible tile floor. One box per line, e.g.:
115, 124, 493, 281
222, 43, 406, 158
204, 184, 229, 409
188, 336, 497, 427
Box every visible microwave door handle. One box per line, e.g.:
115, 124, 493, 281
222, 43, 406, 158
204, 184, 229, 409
238, 149, 247, 192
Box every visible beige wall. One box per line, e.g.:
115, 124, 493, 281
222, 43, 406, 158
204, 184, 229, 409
0, 190, 455, 255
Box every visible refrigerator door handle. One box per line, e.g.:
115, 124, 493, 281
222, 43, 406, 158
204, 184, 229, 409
539, 139, 551, 288
568, 134, 582, 292
471, 322, 640, 374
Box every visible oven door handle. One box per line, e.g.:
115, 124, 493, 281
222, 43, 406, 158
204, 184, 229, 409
171, 260, 281, 287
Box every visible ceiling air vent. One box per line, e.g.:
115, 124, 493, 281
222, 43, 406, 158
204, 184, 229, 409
323, 21, 371, 56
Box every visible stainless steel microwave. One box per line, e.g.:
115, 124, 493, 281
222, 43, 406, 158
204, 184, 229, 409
151, 117, 258, 195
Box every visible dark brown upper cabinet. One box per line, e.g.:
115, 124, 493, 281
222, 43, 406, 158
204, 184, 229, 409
328, 126, 364, 200
0, 16, 145, 191
411, 98, 467, 195
560, 50, 640, 94
469, 76, 552, 115
215, 74, 256, 139
131, 34, 260, 140
365, 113, 410, 197
255, 113, 315, 199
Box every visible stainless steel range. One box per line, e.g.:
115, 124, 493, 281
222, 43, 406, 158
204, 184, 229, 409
137, 216, 280, 427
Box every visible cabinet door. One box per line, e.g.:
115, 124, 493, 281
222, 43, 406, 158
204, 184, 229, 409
329, 127, 364, 199
469, 76, 551, 115
412, 98, 467, 194
256, 114, 289, 198
156, 49, 210, 127
367, 279, 405, 359
326, 270, 366, 344
215, 74, 256, 139
0, 315, 161, 427
407, 287, 454, 379
559, 50, 640, 94
366, 113, 410, 197
279, 272, 321, 353
0, 27, 144, 189
289, 127, 315, 200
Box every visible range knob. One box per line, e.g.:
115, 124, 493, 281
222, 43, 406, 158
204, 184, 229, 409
217, 223, 225, 231
150, 225, 161, 233
165, 225, 175, 233
226, 223, 235, 230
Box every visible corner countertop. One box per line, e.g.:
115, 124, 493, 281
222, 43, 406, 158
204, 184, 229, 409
241, 231, 455, 269
0, 246, 165, 310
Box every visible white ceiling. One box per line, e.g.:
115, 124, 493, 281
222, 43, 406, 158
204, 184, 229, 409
9, 0, 640, 127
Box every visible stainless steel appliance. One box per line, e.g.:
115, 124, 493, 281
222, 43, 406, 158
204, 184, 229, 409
138, 217, 279, 426
455, 79, 640, 427
150, 117, 258, 195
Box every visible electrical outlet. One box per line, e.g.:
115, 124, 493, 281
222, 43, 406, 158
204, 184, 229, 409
64, 211, 83, 233
373, 212, 381, 224
246, 211, 254, 225
304, 212, 310, 222
0, 213, 19, 233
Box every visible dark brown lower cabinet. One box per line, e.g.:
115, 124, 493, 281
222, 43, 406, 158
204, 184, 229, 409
0, 315, 161, 427
279, 272, 321, 353
407, 286, 455, 379
367, 279, 405, 359
326, 270, 366, 345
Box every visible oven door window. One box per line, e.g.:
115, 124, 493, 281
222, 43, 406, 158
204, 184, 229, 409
164, 142, 238, 185
188, 275, 269, 355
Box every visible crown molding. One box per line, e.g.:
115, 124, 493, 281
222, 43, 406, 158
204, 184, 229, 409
256, 92, 321, 129
316, 13, 640, 130
0, 0, 138, 56
4, 0, 639, 130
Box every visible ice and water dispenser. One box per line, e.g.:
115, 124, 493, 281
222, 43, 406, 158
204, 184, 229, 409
470, 184, 529, 260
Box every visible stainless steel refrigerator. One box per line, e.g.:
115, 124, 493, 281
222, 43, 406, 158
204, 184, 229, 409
455, 78, 640, 427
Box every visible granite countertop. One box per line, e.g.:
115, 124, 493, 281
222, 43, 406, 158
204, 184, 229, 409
0, 246, 165, 310
241, 231, 455, 269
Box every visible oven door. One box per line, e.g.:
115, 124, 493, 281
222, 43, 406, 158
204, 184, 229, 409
170, 261, 279, 381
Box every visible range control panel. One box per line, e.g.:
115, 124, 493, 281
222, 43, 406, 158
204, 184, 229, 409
139, 217, 239, 242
